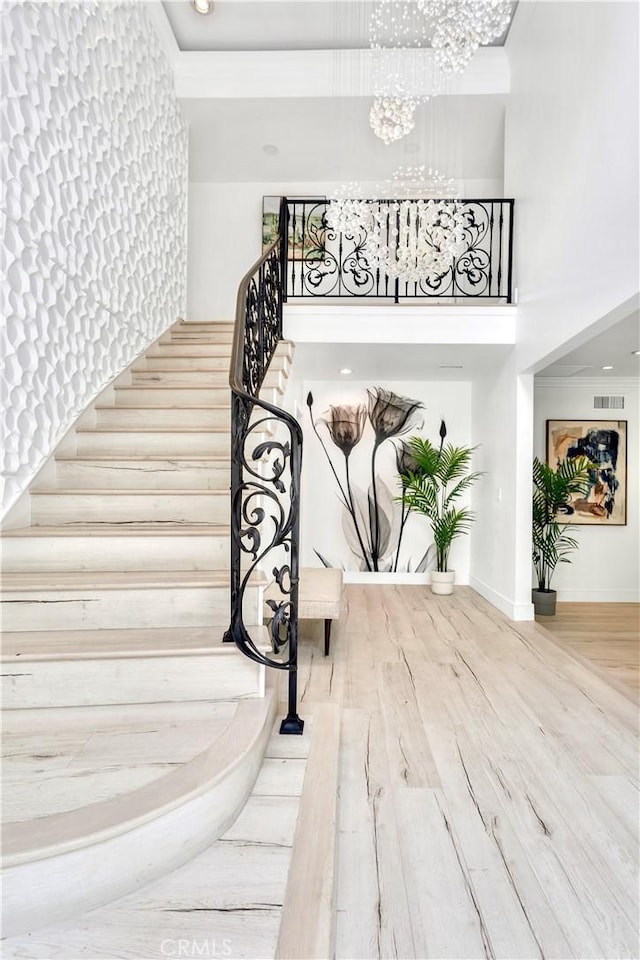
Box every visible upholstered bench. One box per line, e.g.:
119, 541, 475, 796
264, 567, 343, 656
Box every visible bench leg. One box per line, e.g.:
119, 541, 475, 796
324, 619, 332, 657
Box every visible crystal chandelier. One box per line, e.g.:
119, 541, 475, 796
366, 198, 467, 283
368, 2, 437, 144
366, 0, 512, 143
369, 95, 417, 146
327, 167, 468, 284
419, 0, 513, 74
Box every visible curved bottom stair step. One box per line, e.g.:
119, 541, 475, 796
1, 626, 270, 707
1, 702, 340, 960
1, 686, 278, 938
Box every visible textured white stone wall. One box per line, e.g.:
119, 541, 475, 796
1, 1, 187, 516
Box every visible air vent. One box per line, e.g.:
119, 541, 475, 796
594, 395, 624, 409
438, 363, 464, 369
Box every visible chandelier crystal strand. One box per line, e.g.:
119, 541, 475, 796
388, 164, 461, 199
368, 0, 436, 144
419, 0, 513, 74
365, 197, 468, 283
326, 183, 369, 237
360, 166, 468, 283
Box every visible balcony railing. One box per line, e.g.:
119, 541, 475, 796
280, 197, 514, 303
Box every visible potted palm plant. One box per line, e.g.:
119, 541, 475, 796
531, 455, 592, 615
398, 424, 482, 595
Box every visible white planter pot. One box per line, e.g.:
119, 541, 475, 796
430, 570, 455, 596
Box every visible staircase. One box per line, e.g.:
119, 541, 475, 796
0, 319, 293, 936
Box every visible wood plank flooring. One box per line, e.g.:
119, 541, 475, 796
538, 602, 640, 697
298, 585, 639, 960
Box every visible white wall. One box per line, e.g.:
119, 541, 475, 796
505, 1, 640, 372
470, 353, 535, 620
534, 378, 639, 602
300, 379, 474, 582
0, 1, 188, 517
187, 178, 503, 321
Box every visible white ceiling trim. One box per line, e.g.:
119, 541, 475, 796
175, 47, 510, 99
534, 377, 639, 390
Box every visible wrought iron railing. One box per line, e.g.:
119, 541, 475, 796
225, 200, 304, 735
283, 197, 514, 302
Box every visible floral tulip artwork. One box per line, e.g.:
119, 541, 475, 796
321, 405, 368, 457
367, 388, 424, 443
308, 387, 427, 572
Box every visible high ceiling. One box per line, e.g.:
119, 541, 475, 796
162, 1, 515, 52
157, 1, 513, 184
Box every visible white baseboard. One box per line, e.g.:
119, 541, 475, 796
556, 589, 640, 603
344, 572, 430, 584
469, 576, 535, 622
343, 572, 472, 586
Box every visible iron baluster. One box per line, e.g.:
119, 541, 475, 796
497, 202, 504, 300
488, 202, 495, 296
227, 198, 303, 735
506, 200, 515, 304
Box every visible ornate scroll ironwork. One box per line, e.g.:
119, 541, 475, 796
284, 198, 514, 302
226, 200, 304, 735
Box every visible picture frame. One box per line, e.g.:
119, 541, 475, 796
262, 195, 281, 252
546, 419, 627, 525
262, 195, 326, 261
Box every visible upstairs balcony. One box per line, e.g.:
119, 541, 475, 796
267, 196, 514, 305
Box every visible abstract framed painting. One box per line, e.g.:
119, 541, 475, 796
546, 419, 627, 525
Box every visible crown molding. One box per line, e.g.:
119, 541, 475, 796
174, 47, 509, 99
534, 377, 639, 390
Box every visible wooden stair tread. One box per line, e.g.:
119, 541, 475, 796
30, 490, 231, 497
174, 322, 235, 327
0, 570, 258, 591
114, 385, 231, 391
1, 626, 270, 661
2, 524, 230, 538
143, 354, 232, 359
76, 427, 231, 434
96, 404, 231, 411
53, 455, 229, 462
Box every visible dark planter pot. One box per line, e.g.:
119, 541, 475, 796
532, 588, 557, 616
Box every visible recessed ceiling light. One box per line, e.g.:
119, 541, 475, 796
191, 0, 214, 13
633, 350, 640, 356
262, 144, 278, 156
339, 368, 352, 375
602, 365, 614, 370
